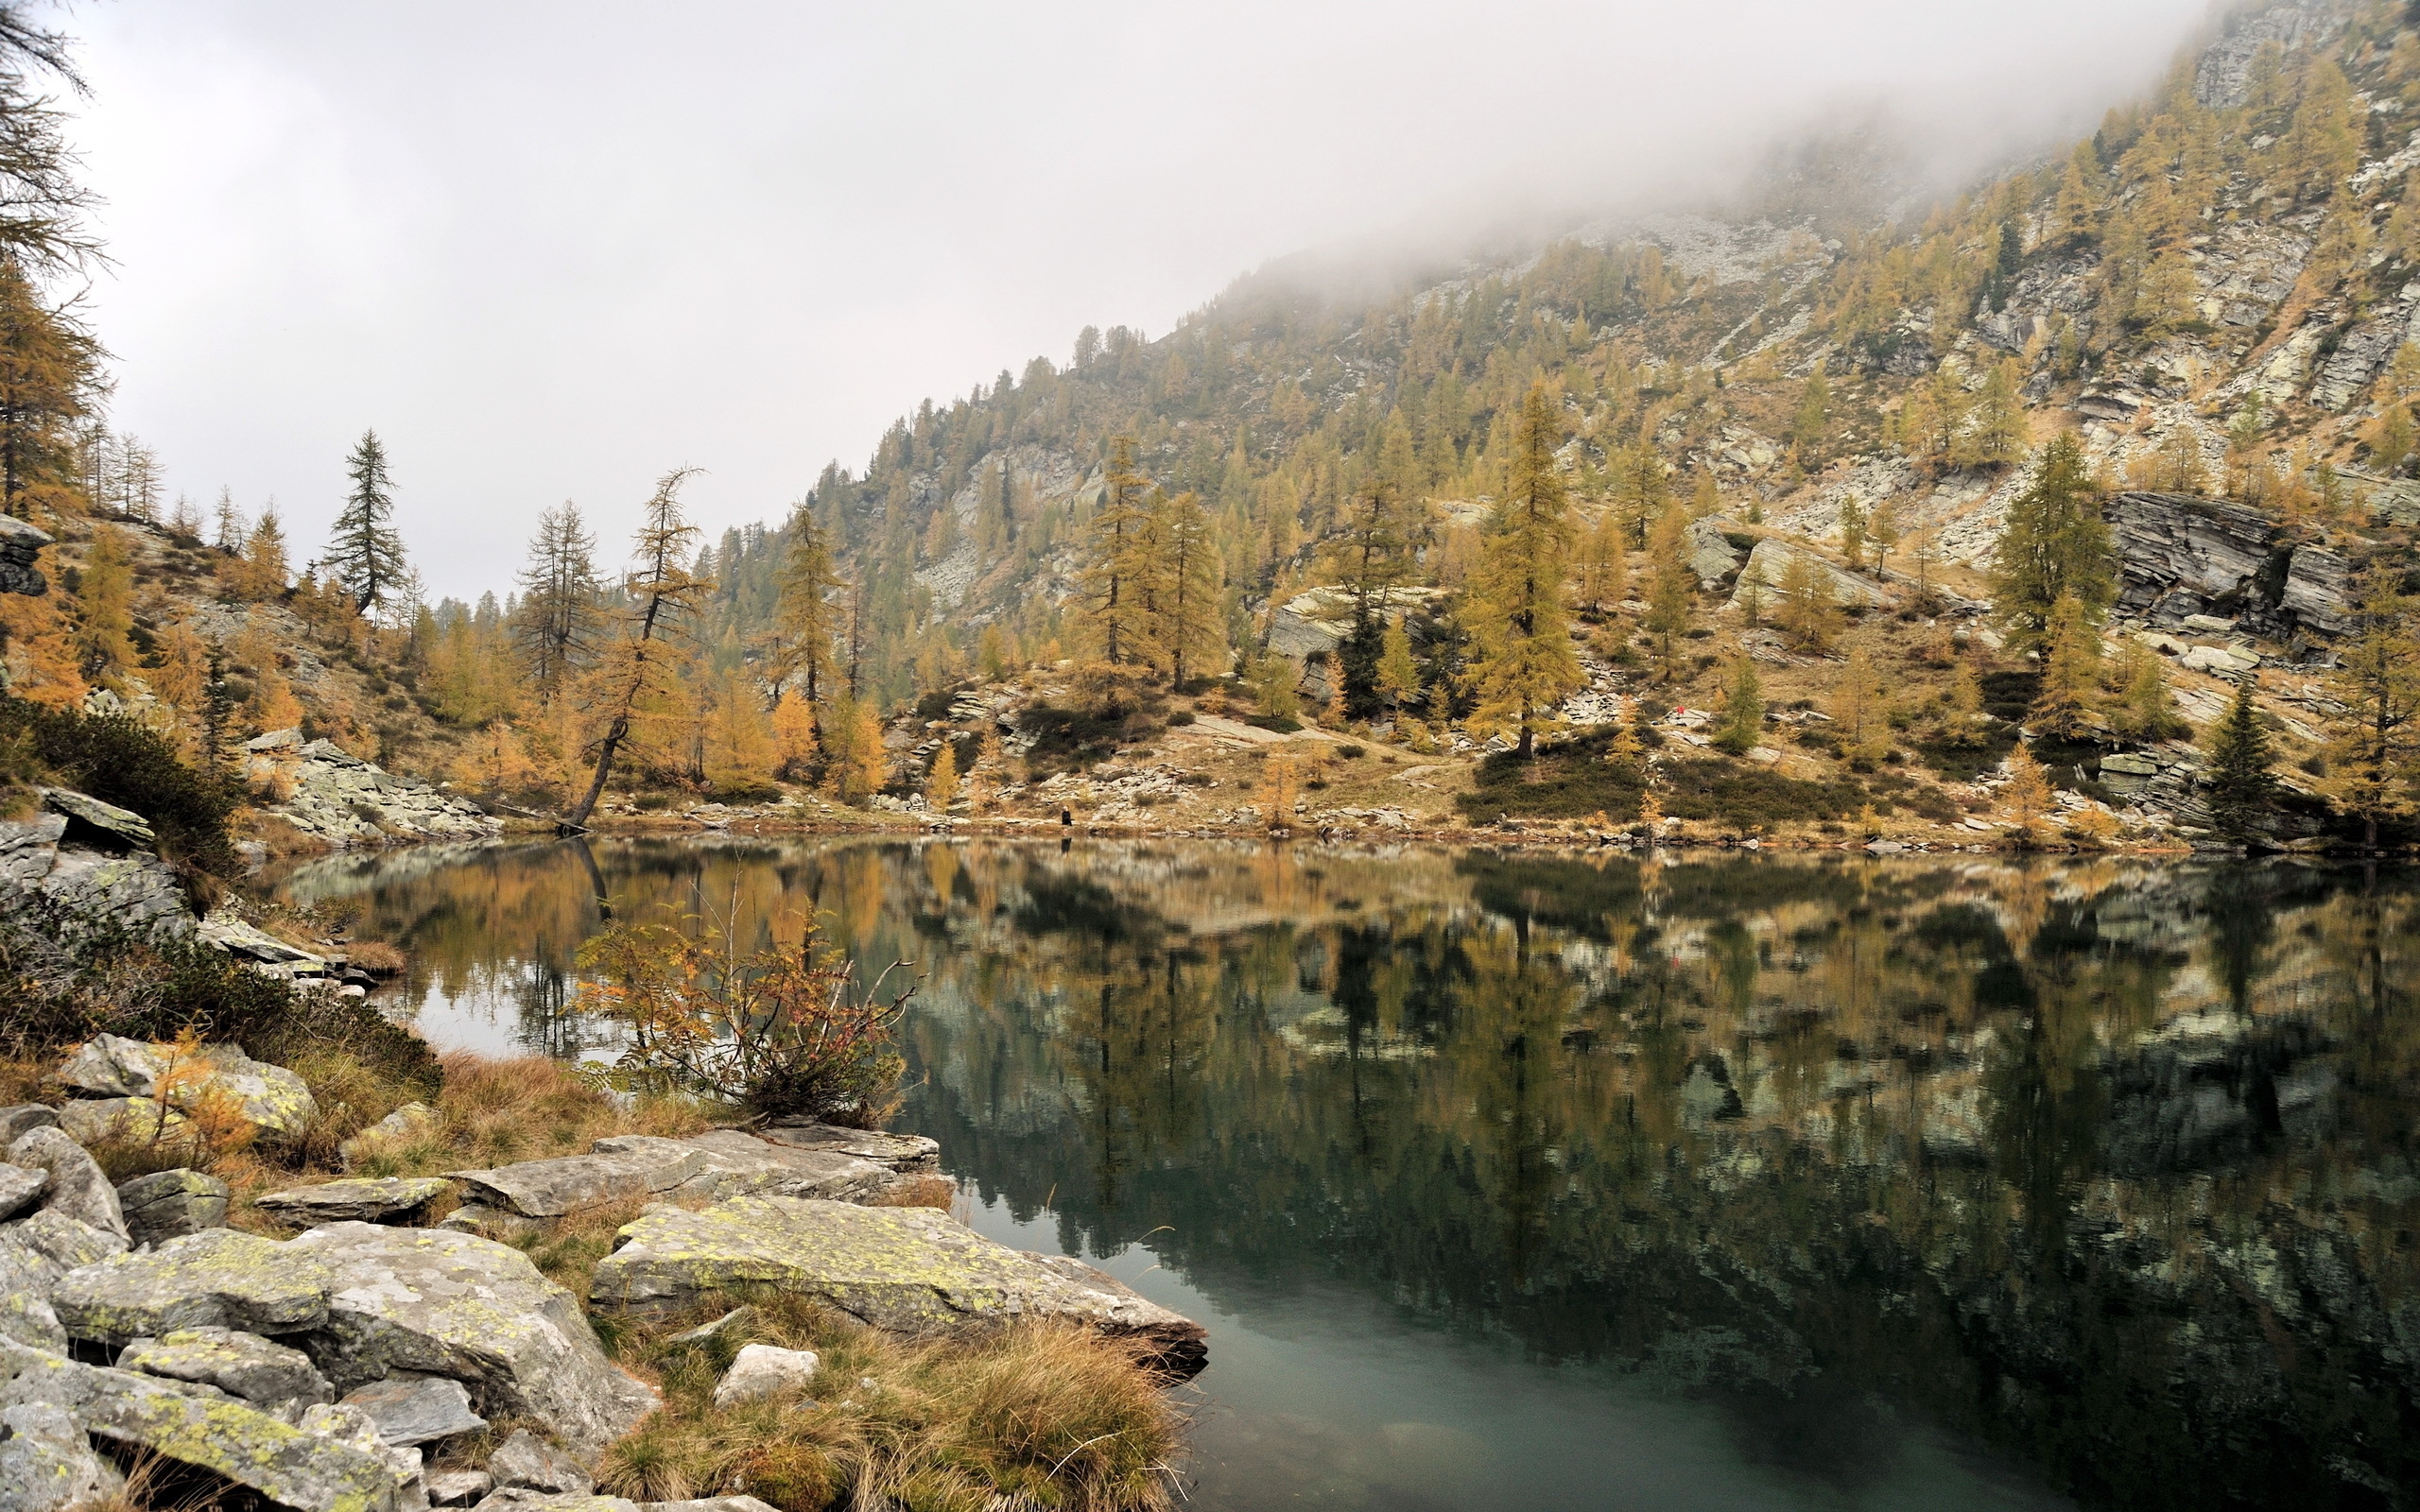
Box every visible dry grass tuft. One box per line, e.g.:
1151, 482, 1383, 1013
865, 1174, 959, 1211
343, 940, 406, 976
428, 1052, 710, 1171
596, 1293, 1184, 1512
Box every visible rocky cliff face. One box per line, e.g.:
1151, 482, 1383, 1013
244, 731, 500, 850
2106, 490, 2351, 652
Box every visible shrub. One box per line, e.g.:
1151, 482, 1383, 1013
576, 911, 916, 1125
1336, 743, 1365, 759
0, 696, 242, 877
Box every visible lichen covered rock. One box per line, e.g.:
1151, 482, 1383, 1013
6, 1126, 127, 1242
290, 1223, 657, 1455
117, 1169, 233, 1246
590, 1195, 1206, 1375
54, 1228, 333, 1344
259, 1177, 453, 1225
57, 1034, 319, 1137
118, 1326, 334, 1407
0, 1335, 399, 1512
0, 1400, 123, 1512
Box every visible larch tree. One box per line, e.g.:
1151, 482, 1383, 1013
325, 430, 409, 621
772, 502, 845, 717
1078, 436, 1159, 668
563, 468, 714, 833
1323, 415, 1414, 709
1989, 433, 2113, 654
511, 503, 604, 702
1153, 488, 1225, 688
1642, 507, 1695, 680
233, 509, 288, 601
2321, 564, 2420, 850
1712, 647, 1763, 755
76, 521, 132, 678
1828, 646, 1891, 765
2028, 593, 2102, 737
1775, 550, 1839, 654
1376, 616, 1421, 716
1464, 380, 1582, 757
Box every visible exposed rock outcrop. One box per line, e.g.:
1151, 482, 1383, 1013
1724, 538, 1891, 616
258, 1177, 452, 1225
0, 514, 51, 597
449, 1128, 923, 1223
118, 1326, 335, 1408
117, 1168, 233, 1246
2107, 490, 2350, 646
0, 789, 189, 937
246, 731, 502, 849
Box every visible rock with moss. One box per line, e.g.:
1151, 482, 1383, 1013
290, 1224, 658, 1456
53, 1228, 333, 1345
473, 1496, 636, 1512
4, 1210, 126, 1271
300, 1400, 432, 1512
589, 1196, 1207, 1376
116, 1168, 232, 1246
259, 1177, 453, 1225
6, 1126, 127, 1242
0, 1400, 124, 1512
57, 1034, 319, 1137
0, 1335, 400, 1512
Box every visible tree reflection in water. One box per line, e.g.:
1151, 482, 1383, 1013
261, 838, 2420, 1510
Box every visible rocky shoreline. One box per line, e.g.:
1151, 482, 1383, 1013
0, 1039, 1205, 1512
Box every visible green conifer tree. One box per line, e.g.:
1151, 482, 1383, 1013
2203, 675, 2276, 840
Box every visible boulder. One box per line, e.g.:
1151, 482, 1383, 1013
1684, 517, 1745, 588
0, 1108, 56, 1145
661, 1306, 755, 1349
1725, 539, 1890, 617
258, 1177, 453, 1225
448, 1145, 709, 1220
0, 1234, 66, 1352
342, 1103, 441, 1170
0, 513, 51, 598
3, 1211, 125, 1271
299, 1401, 430, 1512
751, 1121, 940, 1176
0, 803, 190, 938
428, 1470, 494, 1507
117, 1169, 232, 1246
289, 1223, 657, 1455
590, 1196, 1207, 1376
0, 1400, 123, 1512
711, 1344, 818, 1409
7, 1126, 127, 1241
117, 1326, 333, 1406
38, 789, 155, 850
591, 1132, 899, 1203
0, 1164, 41, 1222
56, 1035, 318, 1137
56, 1096, 189, 1148
198, 912, 331, 975
340, 1376, 486, 1447
54, 1228, 333, 1345
488, 1429, 593, 1495
0, 1336, 400, 1512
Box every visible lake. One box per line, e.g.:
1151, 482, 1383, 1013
252, 836, 2420, 1511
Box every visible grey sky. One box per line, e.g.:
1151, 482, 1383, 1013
69, 0, 2213, 601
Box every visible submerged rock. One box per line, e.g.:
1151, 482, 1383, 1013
54, 1228, 333, 1344
117, 1326, 334, 1407
290, 1223, 657, 1455
116, 1168, 233, 1246
259, 1177, 453, 1225
0, 1400, 123, 1512
0, 1335, 400, 1512
590, 1195, 1207, 1376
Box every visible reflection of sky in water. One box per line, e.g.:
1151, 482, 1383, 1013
386, 959, 621, 1063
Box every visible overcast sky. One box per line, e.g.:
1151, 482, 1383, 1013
65, 0, 2216, 601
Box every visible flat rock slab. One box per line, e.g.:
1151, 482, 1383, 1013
427, 1470, 493, 1507
3, 1210, 125, 1271
0, 1336, 399, 1512
0, 1162, 41, 1221
594, 1133, 896, 1203
8, 1126, 128, 1241
0, 1108, 57, 1145
752, 1122, 939, 1173
260, 1177, 454, 1224
341, 1375, 487, 1447
55, 1228, 333, 1344
473, 1496, 636, 1512
0, 1400, 123, 1512
117, 1168, 232, 1246
590, 1195, 1207, 1376
56, 1035, 318, 1136
291, 1223, 657, 1455
448, 1145, 708, 1220
118, 1325, 333, 1406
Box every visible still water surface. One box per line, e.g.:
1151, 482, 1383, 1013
253, 838, 2420, 1511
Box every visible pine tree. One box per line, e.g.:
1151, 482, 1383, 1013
1578, 512, 1627, 613
1465, 379, 1582, 757
1990, 433, 2113, 653
2029, 593, 2102, 737
2203, 675, 2276, 840
1712, 649, 1763, 755
2321, 564, 2420, 850
1868, 498, 1899, 577
326, 430, 409, 620
564, 468, 714, 831
1960, 358, 2027, 467
769, 688, 818, 780
771, 502, 844, 716
211, 488, 245, 555
512, 503, 603, 701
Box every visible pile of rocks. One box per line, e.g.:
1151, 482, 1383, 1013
0, 1044, 1207, 1512
245, 731, 502, 849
